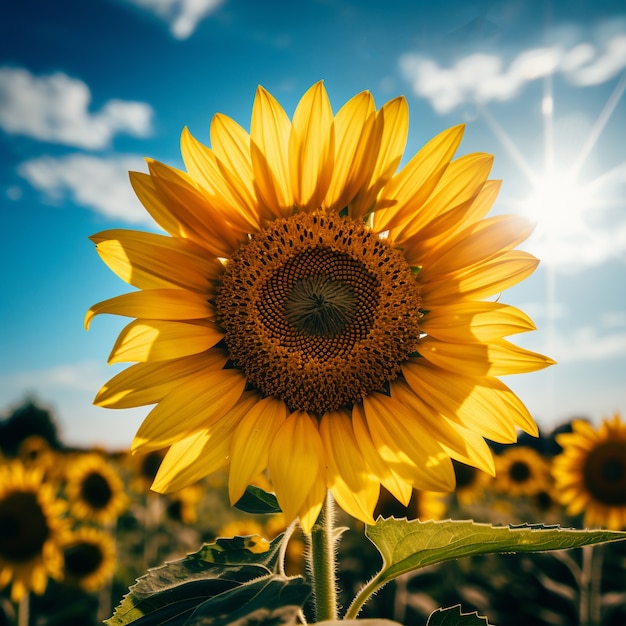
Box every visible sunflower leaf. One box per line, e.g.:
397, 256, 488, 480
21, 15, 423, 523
105, 534, 309, 625
426, 604, 491, 625
366, 518, 626, 587
234, 484, 282, 514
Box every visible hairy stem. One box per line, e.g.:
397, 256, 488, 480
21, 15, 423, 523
308, 491, 338, 621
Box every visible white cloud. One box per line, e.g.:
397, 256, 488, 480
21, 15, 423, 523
122, 0, 224, 39
567, 34, 626, 86
400, 32, 626, 114
0, 67, 153, 149
18, 153, 154, 224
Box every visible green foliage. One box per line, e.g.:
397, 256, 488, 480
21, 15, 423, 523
234, 484, 282, 514
367, 518, 626, 585
426, 604, 491, 625
344, 518, 626, 618
105, 534, 310, 625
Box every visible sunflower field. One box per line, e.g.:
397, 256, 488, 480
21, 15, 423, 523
1, 401, 624, 626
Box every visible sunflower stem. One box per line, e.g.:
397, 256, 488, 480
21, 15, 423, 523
18, 592, 29, 626
308, 490, 338, 621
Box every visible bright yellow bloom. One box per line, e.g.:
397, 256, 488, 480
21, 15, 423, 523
60, 526, 116, 592
87, 82, 553, 533
65, 454, 128, 523
0, 463, 70, 602
494, 446, 552, 497
552, 414, 626, 530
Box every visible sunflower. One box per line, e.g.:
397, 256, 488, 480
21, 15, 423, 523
86, 82, 553, 533
0, 463, 69, 602
552, 414, 626, 530
60, 526, 116, 592
65, 454, 128, 524
494, 446, 551, 497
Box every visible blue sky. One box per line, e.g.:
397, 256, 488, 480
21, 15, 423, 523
1, 0, 625, 449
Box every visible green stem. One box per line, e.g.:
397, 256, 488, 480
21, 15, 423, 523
344, 573, 385, 619
308, 491, 338, 622
18, 592, 29, 626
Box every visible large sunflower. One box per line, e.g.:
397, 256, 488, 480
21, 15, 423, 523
0, 463, 69, 602
86, 82, 553, 532
552, 414, 626, 530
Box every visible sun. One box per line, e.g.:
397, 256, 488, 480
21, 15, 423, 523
523, 171, 590, 230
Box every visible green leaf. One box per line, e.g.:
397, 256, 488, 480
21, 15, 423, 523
367, 518, 626, 585
427, 605, 491, 625
194, 534, 279, 567
106, 534, 310, 625
234, 484, 282, 514
187, 575, 310, 626
311, 618, 402, 626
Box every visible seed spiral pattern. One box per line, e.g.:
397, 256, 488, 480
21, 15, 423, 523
217, 211, 422, 414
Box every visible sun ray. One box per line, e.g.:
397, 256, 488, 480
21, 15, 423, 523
571, 70, 626, 179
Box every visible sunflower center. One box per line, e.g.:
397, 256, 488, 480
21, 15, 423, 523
509, 461, 531, 483
0, 492, 50, 562
583, 441, 626, 506
284, 276, 357, 337
217, 211, 422, 414
64, 541, 104, 578
80, 472, 113, 510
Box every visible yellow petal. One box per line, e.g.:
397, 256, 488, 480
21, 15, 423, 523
210, 113, 262, 226
298, 480, 327, 534
85, 289, 215, 330
350, 96, 408, 220
390, 379, 472, 460
132, 368, 247, 452
250, 85, 292, 217
421, 215, 535, 278
402, 360, 535, 440
323, 90, 377, 212
129, 170, 182, 237
228, 396, 288, 504
440, 425, 496, 476
152, 392, 259, 493
89, 229, 222, 292
417, 337, 556, 376
422, 250, 540, 305
148, 160, 242, 256
374, 124, 465, 231
394, 153, 493, 241
288, 81, 335, 211
372, 97, 409, 182
108, 319, 223, 364
363, 392, 455, 492
352, 403, 413, 505
95, 349, 228, 408
421, 302, 536, 343
268, 411, 324, 522
180, 127, 262, 230
320, 410, 378, 524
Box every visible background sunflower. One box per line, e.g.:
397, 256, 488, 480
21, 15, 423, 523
552, 414, 626, 530
0, 463, 69, 602
65, 454, 128, 524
